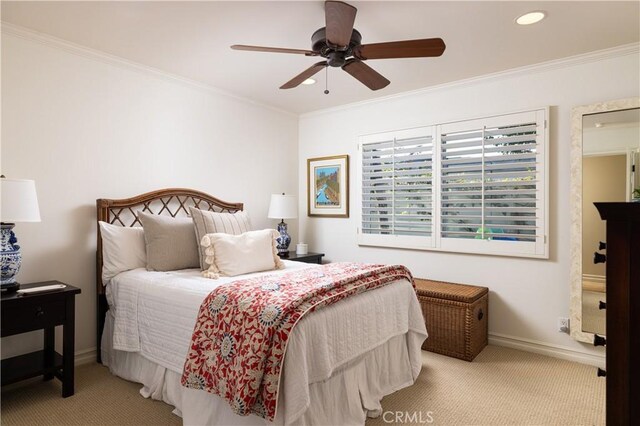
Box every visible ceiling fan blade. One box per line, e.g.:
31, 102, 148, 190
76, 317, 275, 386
355, 38, 446, 60
231, 45, 318, 56
280, 61, 328, 89
325, 1, 357, 48
342, 59, 390, 91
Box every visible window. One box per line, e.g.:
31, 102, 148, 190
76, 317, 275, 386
358, 109, 548, 258
360, 128, 436, 250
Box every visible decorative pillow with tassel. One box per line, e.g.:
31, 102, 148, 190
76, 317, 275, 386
201, 229, 284, 279
189, 207, 252, 271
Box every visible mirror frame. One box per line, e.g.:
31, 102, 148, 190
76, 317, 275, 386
570, 97, 640, 343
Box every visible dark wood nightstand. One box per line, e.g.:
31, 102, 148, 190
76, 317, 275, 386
282, 251, 325, 264
1, 281, 81, 397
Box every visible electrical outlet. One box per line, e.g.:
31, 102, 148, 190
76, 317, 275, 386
558, 317, 570, 333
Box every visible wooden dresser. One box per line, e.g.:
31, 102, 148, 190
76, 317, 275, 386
595, 202, 639, 424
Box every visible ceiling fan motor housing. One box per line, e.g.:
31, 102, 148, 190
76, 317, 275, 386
312, 27, 362, 67
233, 1, 446, 91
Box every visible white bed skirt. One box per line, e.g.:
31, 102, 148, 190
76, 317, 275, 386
102, 311, 426, 426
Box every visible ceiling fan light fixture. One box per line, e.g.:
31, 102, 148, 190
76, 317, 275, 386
515, 11, 546, 25
234, 1, 446, 91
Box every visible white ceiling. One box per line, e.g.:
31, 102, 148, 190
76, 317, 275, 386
2, 1, 639, 114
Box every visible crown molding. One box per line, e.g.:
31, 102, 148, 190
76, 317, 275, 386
301, 42, 640, 119
1, 22, 298, 118
3, 21, 637, 120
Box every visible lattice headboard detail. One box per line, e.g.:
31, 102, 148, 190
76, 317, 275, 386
96, 188, 243, 290
95, 188, 243, 363
99, 190, 243, 228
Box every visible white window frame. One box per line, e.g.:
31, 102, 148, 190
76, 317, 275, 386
357, 126, 437, 251
357, 107, 549, 259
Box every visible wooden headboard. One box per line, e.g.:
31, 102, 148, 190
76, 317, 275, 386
95, 188, 243, 362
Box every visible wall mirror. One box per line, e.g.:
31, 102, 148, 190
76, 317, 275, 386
570, 97, 640, 343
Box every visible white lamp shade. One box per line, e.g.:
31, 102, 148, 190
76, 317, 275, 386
268, 194, 297, 220
1, 178, 41, 222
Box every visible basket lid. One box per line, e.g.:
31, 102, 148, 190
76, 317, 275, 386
415, 278, 488, 303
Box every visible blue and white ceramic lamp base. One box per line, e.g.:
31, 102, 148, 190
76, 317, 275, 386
276, 220, 292, 257
1, 223, 22, 290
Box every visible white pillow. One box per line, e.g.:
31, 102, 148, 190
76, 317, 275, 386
99, 221, 147, 285
189, 207, 252, 270
201, 229, 284, 279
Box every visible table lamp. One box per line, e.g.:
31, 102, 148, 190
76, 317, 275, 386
268, 193, 297, 258
1, 176, 41, 292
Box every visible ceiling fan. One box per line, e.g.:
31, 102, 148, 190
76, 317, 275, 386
231, 1, 446, 91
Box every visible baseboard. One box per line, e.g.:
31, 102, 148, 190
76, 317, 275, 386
75, 348, 97, 366
582, 273, 606, 283
489, 333, 605, 368
582, 274, 606, 293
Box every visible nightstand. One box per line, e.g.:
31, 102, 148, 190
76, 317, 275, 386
1, 281, 81, 397
283, 251, 325, 264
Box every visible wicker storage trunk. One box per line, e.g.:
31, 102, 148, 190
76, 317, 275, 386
415, 278, 488, 361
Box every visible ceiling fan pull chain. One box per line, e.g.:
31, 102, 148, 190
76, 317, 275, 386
324, 66, 330, 95
234, 1, 445, 91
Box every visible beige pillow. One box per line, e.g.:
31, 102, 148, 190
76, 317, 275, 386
138, 211, 200, 271
201, 229, 284, 279
189, 207, 252, 270
98, 221, 147, 285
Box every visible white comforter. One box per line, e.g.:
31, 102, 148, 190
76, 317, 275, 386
107, 261, 427, 424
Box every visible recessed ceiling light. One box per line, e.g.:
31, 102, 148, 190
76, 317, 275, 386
516, 11, 546, 25
301, 78, 316, 85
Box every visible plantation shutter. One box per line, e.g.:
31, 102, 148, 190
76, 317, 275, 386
357, 108, 548, 258
359, 127, 435, 249
438, 110, 546, 256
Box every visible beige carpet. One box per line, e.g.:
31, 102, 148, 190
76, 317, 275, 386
1, 345, 604, 426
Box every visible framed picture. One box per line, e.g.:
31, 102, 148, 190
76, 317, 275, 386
307, 155, 349, 218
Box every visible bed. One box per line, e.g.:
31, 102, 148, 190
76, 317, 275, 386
96, 188, 427, 425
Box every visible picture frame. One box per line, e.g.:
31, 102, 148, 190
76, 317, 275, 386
307, 155, 349, 218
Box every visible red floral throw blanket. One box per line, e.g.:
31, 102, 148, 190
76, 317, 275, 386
180, 262, 414, 421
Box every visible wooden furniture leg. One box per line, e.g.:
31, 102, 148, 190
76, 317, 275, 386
62, 296, 75, 397
43, 326, 55, 381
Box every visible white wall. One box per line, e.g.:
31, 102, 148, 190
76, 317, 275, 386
299, 51, 639, 361
4, 25, 638, 366
1, 32, 299, 360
